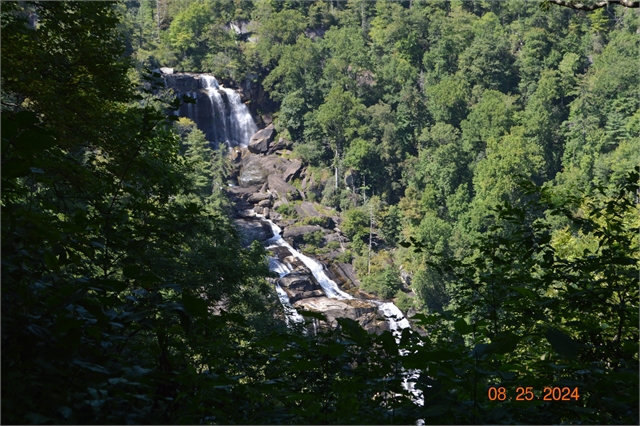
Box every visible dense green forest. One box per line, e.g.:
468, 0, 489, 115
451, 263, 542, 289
2, 0, 638, 424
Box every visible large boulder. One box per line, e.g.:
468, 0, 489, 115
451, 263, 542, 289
267, 137, 294, 154
267, 174, 300, 202
283, 160, 303, 182
282, 225, 325, 243
248, 124, 275, 154
247, 192, 271, 203
234, 219, 274, 246
238, 156, 270, 186
294, 202, 321, 219
238, 153, 291, 187
227, 184, 260, 210
279, 271, 325, 303
326, 262, 360, 289
294, 297, 389, 334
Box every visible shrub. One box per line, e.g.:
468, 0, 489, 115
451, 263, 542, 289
361, 266, 402, 299
335, 250, 353, 263
303, 230, 324, 246
326, 240, 341, 250
341, 208, 368, 240
299, 216, 331, 228
275, 203, 297, 218
394, 290, 414, 312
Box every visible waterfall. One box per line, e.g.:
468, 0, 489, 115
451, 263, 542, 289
258, 212, 424, 405
269, 256, 305, 326
201, 75, 257, 148
379, 302, 424, 406
261, 215, 353, 300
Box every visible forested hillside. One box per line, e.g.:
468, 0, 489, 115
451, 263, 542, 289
2, 0, 638, 424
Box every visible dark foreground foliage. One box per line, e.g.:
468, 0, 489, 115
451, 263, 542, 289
2, 1, 637, 424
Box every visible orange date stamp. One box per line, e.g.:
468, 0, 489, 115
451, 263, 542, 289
488, 386, 580, 401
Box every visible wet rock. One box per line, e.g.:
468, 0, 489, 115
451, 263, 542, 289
326, 262, 360, 288
236, 209, 256, 218
229, 147, 242, 162
258, 199, 272, 208
239, 154, 291, 187
248, 124, 275, 154
267, 137, 294, 154
279, 271, 325, 303
234, 219, 274, 246
228, 184, 260, 199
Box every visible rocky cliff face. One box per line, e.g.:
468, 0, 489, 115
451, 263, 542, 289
162, 70, 276, 144
227, 148, 397, 335
161, 72, 256, 148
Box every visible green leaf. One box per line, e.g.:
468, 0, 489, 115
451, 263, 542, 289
489, 332, 521, 354
545, 327, 581, 359
122, 265, 141, 278
511, 286, 536, 299
178, 310, 191, 334
1, 116, 20, 143
13, 111, 39, 127
378, 330, 397, 355
182, 292, 208, 318
99, 279, 128, 293
2, 159, 31, 179
289, 359, 317, 371
454, 318, 474, 335
44, 251, 60, 273
14, 128, 56, 151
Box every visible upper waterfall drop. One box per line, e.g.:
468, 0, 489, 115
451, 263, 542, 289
201, 75, 257, 149
163, 71, 258, 149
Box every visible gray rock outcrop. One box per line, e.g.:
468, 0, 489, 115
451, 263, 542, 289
267, 137, 293, 154
234, 219, 274, 246
279, 271, 325, 303
267, 174, 300, 201
282, 225, 325, 243
294, 297, 389, 333
238, 156, 270, 186
283, 160, 303, 182
248, 124, 275, 154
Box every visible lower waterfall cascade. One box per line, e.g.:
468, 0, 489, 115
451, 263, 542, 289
256, 211, 424, 405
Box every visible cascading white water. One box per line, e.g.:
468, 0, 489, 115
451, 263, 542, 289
201, 75, 257, 148
258, 212, 424, 405
379, 302, 424, 405
261, 215, 353, 300
269, 257, 305, 326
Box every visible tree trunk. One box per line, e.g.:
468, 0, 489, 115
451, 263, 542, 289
334, 150, 338, 190
368, 202, 373, 276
